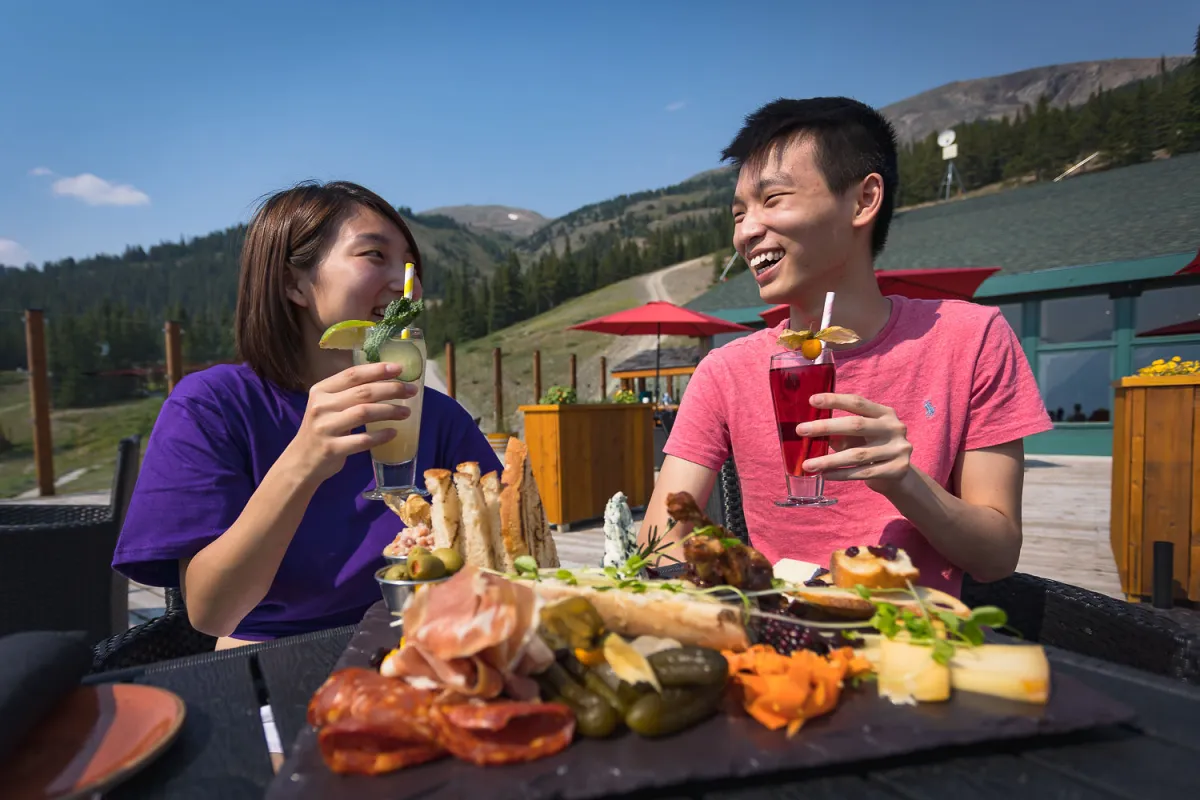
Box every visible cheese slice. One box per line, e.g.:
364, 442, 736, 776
773, 558, 824, 585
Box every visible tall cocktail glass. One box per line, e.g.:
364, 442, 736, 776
769, 343, 837, 507
352, 327, 427, 500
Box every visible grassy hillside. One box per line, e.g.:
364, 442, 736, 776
0, 371, 162, 498
430, 257, 715, 437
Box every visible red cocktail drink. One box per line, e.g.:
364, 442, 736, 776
769, 348, 837, 506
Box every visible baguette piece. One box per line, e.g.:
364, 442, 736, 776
529, 578, 749, 651
453, 462, 496, 570
501, 438, 559, 568
424, 469, 462, 555
482, 469, 520, 571
477, 472, 506, 573
831, 547, 919, 590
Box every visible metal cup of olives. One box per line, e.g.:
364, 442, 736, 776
375, 546, 465, 613
375, 564, 451, 614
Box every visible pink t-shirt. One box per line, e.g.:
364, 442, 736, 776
664, 296, 1053, 596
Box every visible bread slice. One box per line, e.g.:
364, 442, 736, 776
453, 462, 496, 570
502, 438, 559, 568
482, 469, 522, 571
831, 547, 920, 590
424, 469, 462, 554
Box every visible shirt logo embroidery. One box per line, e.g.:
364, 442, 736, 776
924, 400, 936, 418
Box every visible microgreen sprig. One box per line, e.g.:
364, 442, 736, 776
855, 581, 1014, 665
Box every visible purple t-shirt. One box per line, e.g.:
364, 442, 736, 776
112, 363, 501, 641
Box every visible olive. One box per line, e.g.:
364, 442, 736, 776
382, 564, 409, 582
408, 553, 447, 581
432, 547, 464, 573
407, 546, 431, 558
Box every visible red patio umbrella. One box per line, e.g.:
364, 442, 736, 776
568, 301, 751, 399
758, 266, 1002, 327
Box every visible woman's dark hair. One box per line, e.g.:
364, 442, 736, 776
234, 180, 422, 391
722, 97, 900, 257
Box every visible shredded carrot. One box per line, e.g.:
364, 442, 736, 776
721, 644, 874, 738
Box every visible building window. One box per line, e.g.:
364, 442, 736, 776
1134, 284, 1200, 337
1037, 349, 1114, 423
1131, 342, 1200, 373
1039, 295, 1114, 344
996, 303, 1022, 338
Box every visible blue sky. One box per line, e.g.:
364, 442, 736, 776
1, 0, 1195, 266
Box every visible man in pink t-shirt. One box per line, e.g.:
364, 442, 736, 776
641, 97, 1052, 595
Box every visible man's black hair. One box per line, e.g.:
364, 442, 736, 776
721, 97, 900, 257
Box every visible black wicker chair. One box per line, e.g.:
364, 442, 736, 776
91, 586, 216, 672
0, 435, 142, 646
717, 459, 1200, 686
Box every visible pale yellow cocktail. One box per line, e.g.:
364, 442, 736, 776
352, 330, 426, 465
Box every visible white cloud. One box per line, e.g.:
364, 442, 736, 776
665, 100, 687, 112
50, 173, 150, 206
28, 166, 53, 176
0, 238, 31, 266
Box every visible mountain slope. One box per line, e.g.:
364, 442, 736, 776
421, 204, 548, 238
881, 57, 1190, 142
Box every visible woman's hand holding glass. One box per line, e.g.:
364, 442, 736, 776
284, 362, 418, 484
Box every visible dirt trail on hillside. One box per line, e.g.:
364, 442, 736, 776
586, 256, 713, 399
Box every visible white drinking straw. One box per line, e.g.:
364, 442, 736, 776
820, 290, 835, 329
814, 292, 835, 355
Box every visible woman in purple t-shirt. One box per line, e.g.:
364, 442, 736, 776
112, 181, 502, 650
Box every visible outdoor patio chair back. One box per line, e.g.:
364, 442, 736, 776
0, 435, 141, 646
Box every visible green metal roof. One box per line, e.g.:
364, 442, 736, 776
689, 153, 1200, 313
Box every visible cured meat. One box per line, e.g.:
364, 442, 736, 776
317, 720, 446, 775
430, 700, 576, 766
308, 668, 441, 744
382, 566, 555, 699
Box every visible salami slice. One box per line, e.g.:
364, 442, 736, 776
430, 701, 576, 766
308, 667, 440, 743
318, 720, 446, 775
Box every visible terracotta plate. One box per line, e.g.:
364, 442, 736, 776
0, 683, 186, 800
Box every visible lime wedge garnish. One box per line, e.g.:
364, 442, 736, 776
319, 320, 375, 350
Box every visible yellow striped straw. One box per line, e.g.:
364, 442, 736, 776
400, 262, 415, 339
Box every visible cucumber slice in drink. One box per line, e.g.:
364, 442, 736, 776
380, 338, 424, 382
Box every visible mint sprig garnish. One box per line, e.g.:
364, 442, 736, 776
363, 298, 424, 363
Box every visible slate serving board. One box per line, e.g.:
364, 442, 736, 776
267, 600, 1135, 800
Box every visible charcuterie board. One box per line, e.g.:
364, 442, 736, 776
267, 597, 1133, 800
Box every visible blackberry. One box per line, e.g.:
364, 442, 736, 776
368, 646, 390, 670
800, 629, 830, 656
845, 546, 860, 557
750, 616, 811, 655
867, 544, 899, 561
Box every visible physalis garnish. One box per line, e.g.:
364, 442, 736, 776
777, 326, 861, 358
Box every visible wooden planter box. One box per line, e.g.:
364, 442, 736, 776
519, 403, 655, 528
1110, 374, 1200, 602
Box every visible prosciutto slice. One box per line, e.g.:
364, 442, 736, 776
382, 566, 555, 700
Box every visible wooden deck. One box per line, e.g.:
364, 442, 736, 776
554, 455, 1124, 598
